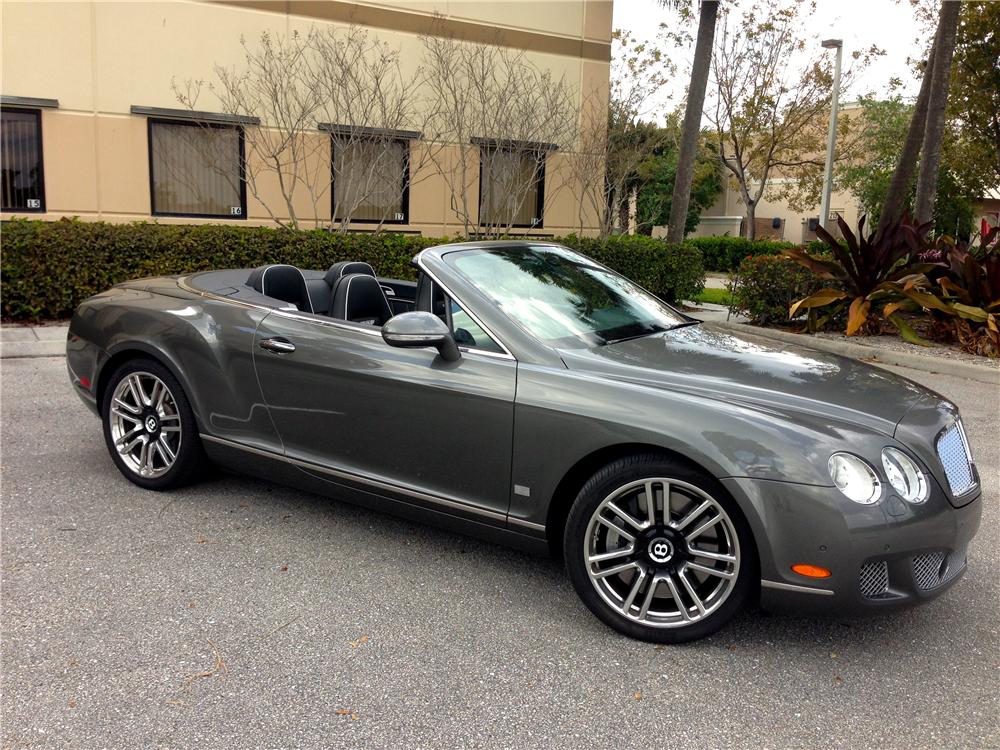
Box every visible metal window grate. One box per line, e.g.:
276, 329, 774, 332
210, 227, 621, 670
937, 421, 975, 496
859, 561, 889, 598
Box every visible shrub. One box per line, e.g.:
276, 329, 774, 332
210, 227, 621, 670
730, 255, 823, 326
0, 219, 705, 321
898, 224, 1000, 357
684, 236, 796, 272
0, 219, 439, 321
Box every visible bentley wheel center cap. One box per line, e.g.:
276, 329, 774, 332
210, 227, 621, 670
145, 415, 159, 433
647, 537, 674, 564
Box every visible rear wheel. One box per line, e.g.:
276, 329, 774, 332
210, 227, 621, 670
101, 358, 205, 490
564, 454, 756, 643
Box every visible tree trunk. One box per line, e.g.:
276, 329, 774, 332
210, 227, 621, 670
914, 0, 961, 225
744, 203, 757, 241
666, 0, 719, 243
878, 41, 938, 234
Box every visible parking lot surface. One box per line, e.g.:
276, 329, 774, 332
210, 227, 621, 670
2, 356, 997, 748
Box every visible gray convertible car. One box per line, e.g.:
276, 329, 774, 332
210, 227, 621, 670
67, 241, 983, 642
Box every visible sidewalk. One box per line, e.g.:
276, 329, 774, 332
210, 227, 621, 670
0, 324, 69, 358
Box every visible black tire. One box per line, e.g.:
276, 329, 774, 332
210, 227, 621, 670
101, 357, 206, 490
563, 453, 757, 644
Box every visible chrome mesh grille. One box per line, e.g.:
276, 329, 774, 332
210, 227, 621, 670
913, 546, 967, 590
859, 561, 889, 598
937, 421, 975, 496
912, 552, 947, 590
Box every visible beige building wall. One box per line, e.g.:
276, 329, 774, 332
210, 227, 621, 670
697, 179, 862, 242
1, 0, 612, 236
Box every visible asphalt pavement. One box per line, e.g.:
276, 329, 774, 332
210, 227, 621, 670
1, 356, 997, 749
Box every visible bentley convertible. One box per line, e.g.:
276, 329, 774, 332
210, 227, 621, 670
66, 241, 983, 642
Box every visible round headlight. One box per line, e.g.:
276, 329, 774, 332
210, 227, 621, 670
828, 453, 881, 504
881, 447, 929, 504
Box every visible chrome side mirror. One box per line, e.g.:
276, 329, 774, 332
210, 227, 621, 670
381, 311, 461, 362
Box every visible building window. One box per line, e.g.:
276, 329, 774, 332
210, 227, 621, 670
332, 138, 409, 224
479, 147, 545, 228
1, 108, 45, 212
148, 119, 245, 218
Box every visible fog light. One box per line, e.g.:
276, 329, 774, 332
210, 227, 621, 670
792, 563, 832, 578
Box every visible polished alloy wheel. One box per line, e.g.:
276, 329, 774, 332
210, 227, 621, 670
584, 477, 740, 628
109, 371, 182, 479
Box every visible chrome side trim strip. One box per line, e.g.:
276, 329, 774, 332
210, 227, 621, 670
760, 579, 835, 596
200, 433, 510, 525
507, 517, 546, 533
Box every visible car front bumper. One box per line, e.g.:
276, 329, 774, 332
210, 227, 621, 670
722, 476, 983, 617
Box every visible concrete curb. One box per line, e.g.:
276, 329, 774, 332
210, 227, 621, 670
714, 321, 1000, 385
1, 340, 67, 358
0, 325, 69, 359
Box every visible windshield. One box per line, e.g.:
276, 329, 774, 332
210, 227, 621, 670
445, 245, 690, 348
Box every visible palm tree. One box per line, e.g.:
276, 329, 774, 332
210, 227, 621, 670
879, 0, 960, 234
664, 0, 720, 243
914, 0, 960, 224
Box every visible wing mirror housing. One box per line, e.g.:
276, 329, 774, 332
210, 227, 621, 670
382, 311, 461, 362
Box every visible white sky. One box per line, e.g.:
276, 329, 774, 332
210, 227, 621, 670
612, 0, 928, 110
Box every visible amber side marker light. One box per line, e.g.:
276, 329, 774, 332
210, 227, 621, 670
791, 563, 832, 578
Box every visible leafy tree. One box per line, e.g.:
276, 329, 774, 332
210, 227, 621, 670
707, 0, 878, 240
570, 30, 677, 236
839, 97, 975, 238
947, 1, 1000, 194
635, 116, 722, 235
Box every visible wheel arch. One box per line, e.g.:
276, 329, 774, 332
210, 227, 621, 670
544, 443, 714, 556
543, 442, 764, 570
95, 343, 203, 429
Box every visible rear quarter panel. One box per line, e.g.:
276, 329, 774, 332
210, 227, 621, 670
68, 283, 278, 451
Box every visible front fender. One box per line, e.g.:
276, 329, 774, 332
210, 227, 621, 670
509, 363, 892, 528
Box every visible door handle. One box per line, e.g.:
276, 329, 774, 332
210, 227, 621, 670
259, 337, 296, 354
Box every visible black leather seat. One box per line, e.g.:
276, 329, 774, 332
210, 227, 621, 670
247, 264, 313, 312
330, 273, 393, 326
324, 261, 376, 287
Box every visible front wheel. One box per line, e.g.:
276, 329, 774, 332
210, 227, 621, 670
564, 454, 756, 643
101, 358, 206, 490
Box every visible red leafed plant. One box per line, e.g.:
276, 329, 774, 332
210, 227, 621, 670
897, 222, 1000, 357
783, 215, 937, 337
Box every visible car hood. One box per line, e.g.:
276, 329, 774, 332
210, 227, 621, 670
556, 323, 932, 435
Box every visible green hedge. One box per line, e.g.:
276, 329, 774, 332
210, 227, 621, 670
729, 254, 823, 326
0, 219, 705, 321
685, 236, 797, 272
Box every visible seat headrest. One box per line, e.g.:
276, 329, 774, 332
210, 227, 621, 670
247, 264, 313, 312
324, 261, 376, 287
330, 273, 393, 326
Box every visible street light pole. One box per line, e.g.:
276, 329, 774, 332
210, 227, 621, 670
819, 38, 843, 231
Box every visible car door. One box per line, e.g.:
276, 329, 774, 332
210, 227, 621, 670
252, 308, 516, 519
